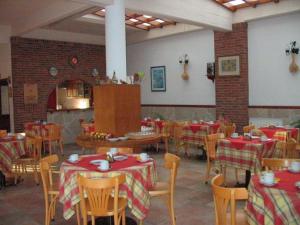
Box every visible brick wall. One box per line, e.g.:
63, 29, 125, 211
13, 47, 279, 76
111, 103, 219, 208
11, 37, 106, 132
214, 23, 249, 132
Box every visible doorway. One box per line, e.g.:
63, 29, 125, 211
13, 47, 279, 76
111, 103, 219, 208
0, 79, 10, 132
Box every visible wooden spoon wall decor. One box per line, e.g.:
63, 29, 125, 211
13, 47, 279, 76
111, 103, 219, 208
289, 53, 299, 74
181, 63, 189, 80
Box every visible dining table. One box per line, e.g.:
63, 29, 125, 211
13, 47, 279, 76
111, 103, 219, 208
0, 135, 25, 175
259, 126, 299, 141
59, 154, 157, 221
216, 136, 278, 186
182, 122, 220, 146
247, 171, 300, 225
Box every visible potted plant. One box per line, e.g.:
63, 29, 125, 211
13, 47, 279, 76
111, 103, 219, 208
290, 119, 300, 128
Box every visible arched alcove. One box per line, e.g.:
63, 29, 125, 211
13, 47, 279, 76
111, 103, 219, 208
47, 79, 93, 111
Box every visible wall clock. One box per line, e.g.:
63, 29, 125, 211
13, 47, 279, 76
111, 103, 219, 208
49, 66, 58, 77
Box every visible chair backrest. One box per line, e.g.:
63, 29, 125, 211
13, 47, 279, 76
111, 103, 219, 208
285, 138, 297, 158
273, 131, 287, 141
25, 135, 43, 160
224, 123, 236, 138
77, 174, 126, 217
39, 154, 59, 204
173, 123, 185, 140
275, 141, 286, 158
45, 124, 62, 140
96, 147, 133, 154
262, 158, 300, 171
211, 175, 248, 225
162, 121, 174, 136
243, 124, 255, 133
251, 129, 264, 137
204, 134, 218, 159
164, 153, 180, 195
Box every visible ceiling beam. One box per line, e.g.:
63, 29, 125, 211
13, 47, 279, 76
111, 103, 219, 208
72, 0, 232, 31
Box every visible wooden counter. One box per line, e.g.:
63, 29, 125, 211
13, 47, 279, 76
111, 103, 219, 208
76, 134, 169, 153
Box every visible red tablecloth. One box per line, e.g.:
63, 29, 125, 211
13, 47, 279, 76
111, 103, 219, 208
227, 137, 274, 150
259, 127, 299, 141
247, 171, 300, 225
59, 154, 157, 221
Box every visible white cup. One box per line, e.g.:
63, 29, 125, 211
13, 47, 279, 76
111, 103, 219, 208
69, 154, 79, 162
110, 148, 118, 155
232, 133, 238, 138
100, 160, 109, 170
140, 153, 149, 161
261, 172, 274, 184
260, 135, 268, 141
291, 162, 300, 172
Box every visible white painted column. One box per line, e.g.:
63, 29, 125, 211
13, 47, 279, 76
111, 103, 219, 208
105, 0, 127, 81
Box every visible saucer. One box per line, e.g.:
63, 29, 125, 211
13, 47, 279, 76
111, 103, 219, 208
288, 167, 300, 174
107, 138, 119, 142
259, 178, 279, 187
97, 166, 109, 172
295, 181, 300, 189
114, 155, 128, 161
90, 159, 106, 165
68, 159, 79, 163
137, 158, 152, 163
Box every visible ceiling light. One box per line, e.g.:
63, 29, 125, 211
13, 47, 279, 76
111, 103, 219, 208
101, 9, 105, 12
143, 15, 152, 18
227, 0, 245, 6
130, 18, 138, 22
143, 23, 151, 26
155, 19, 165, 23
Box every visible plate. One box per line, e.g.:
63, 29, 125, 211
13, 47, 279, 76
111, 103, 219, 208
97, 166, 109, 172
137, 158, 152, 163
259, 178, 279, 187
118, 136, 128, 141
68, 159, 79, 163
107, 138, 119, 142
288, 167, 300, 174
114, 155, 128, 161
295, 181, 300, 189
90, 159, 106, 165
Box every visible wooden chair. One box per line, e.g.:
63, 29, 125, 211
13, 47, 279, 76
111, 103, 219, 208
42, 124, 64, 155
285, 138, 297, 158
17, 135, 42, 184
243, 125, 255, 133
39, 155, 60, 225
77, 174, 127, 225
173, 123, 185, 155
96, 147, 133, 154
211, 174, 249, 225
262, 158, 300, 171
140, 153, 180, 225
204, 134, 218, 183
273, 131, 288, 142
274, 141, 286, 158
218, 123, 236, 138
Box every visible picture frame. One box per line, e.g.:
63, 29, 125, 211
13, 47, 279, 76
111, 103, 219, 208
218, 56, 240, 76
150, 66, 166, 92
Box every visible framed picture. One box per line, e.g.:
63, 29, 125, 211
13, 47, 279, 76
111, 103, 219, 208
150, 66, 166, 92
218, 56, 240, 76
24, 83, 38, 104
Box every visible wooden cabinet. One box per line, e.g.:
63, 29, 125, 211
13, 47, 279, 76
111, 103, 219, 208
93, 84, 141, 136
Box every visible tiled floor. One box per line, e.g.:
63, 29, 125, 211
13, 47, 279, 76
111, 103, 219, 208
0, 144, 246, 225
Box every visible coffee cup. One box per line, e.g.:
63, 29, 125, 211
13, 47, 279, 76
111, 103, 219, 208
261, 172, 274, 184
69, 154, 79, 162
110, 147, 118, 155
231, 133, 238, 138
290, 161, 300, 172
100, 160, 109, 170
140, 153, 149, 161
260, 135, 268, 141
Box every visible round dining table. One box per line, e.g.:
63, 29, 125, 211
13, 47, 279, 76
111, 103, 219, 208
59, 154, 157, 221
247, 171, 300, 225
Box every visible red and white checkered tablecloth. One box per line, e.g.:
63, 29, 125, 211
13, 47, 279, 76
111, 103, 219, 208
59, 154, 157, 221
216, 137, 278, 173
247, 171, 300, 225
182, 123, 220, 146
0, 138, 25, 174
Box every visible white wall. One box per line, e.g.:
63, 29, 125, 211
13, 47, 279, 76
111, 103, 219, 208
249, 12, 300, 106
127, 30, 215, 105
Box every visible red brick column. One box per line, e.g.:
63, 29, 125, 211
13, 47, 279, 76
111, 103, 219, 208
11, 37, 106, 132
214, 23, 249, 133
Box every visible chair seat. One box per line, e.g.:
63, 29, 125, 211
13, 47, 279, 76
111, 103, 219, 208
149, 181, 169, 196
226, 209, 248, 225
86, 197, 127, 216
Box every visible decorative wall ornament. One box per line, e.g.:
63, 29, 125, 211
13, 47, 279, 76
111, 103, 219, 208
91, 68, 99, 77
218, 56, 240, 76
206, 62, 215, 82
285, 41, 299, 74
179, 54, 189, 80
69, 55, 78, 68
49, 66, 58, 77
24, 83, 38, 104
151, 66, 166, 92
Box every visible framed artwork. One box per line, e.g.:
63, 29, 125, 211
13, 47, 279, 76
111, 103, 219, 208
24, 83, 38, 104
218, 56, 240, 76
150, 66, 166, 92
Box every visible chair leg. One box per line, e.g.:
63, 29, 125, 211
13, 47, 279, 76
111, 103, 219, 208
168, 195, 176, 225
76, 203, 81, 225
223, 166, 227, 186
156, 143, 159, 152
122, 210, 126, 225
91, 216, 95, 225
59, 140, 64, 155
235, 168, 239, 184
49, 141, 52, 155
205, 159, 212, 184
33, 161, 39, 185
